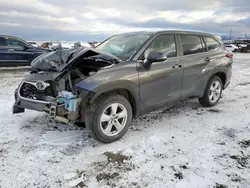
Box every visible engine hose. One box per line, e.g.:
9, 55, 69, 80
68, 74, 74, 92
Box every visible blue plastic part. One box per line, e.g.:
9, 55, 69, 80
57, 91, 78, 112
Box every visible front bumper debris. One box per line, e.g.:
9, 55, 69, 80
13, 80, 91, 123
12, 102, 25, 114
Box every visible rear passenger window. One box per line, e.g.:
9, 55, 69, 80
180, 35, 204, 55
203, 37, 220, 51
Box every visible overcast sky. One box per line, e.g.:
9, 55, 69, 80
1, 0, 250, 41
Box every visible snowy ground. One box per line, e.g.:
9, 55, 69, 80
0, 54, 250, 188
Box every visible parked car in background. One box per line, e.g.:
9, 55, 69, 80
60, 42, 73, 49
28, 41, 39, 47
67, 42, 75, 48
13, 30, 232, 143
238, 43, 247, 48
74, 42, 92, 48
80, 42, 92, 48
88, 41, 100, 48
48, 41, 74, 50
224, 43, 238, 52
0, 35, 50, 67
238, 43, 250, 53
41, 42, 50, 49
48, 42, 61, 50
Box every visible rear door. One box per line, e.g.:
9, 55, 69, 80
179, 34, 210, 99
137, 34, 183, 114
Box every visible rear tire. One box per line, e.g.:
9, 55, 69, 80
199, 76, 223, 107
85, 94, 132, 143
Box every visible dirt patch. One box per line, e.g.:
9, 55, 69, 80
96, 172, 120, 182
174, 172, 183, 180
77, 182, 86, 188
161, 101, 192, 115
214, 183, 228, 188
223, 128, 236, 138
229, 173, 244, 183
171, 166, 184, 180
238, 82, 250, 86
229, 155, 249, 168
217, 142, 226, 145
0, 149, 7, 158
240, 95, 249, 99
179, 164, 188, 169
239, 140, 250, 148
20, 145, 39, 154
207, 109, 221, 113
104, 151, 131, 164
154, 153, 168, 159
196, 112, 203, 115
60, 145, 82, 156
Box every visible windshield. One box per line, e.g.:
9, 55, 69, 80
96, 33, 152, 60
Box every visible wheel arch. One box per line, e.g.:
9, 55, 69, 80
207, 71, 227, 89
89, 86, 139, 118
196, 69, 227, 99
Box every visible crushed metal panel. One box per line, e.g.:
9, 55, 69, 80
31, 48, 83, 72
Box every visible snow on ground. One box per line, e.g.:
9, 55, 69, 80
0, 54, 250, 188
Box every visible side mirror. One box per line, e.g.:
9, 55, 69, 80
24, 45, 31, 50
144, 51, 167, 68
18, 45, 29, 51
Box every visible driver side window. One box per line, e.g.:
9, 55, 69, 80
143, 35, 177, 59
5, 38, 26, 48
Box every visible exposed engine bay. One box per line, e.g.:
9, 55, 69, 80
14, 48, 120, 123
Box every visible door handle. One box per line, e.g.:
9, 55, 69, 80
205, 57, 211, 62
172, 64, 182, 69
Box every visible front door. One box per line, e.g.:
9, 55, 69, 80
4, 37, 34, 66
137, 34, 183, 114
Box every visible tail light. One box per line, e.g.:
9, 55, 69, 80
225, 53, 233, 58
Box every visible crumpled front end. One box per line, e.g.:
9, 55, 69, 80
13, 48, 118, 123
13, 78, 93, 123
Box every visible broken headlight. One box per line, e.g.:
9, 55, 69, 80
74, 87, 92, 98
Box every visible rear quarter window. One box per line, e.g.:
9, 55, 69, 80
203, 36, 220, 51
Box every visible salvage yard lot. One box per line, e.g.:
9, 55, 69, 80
0, 54, 250, 188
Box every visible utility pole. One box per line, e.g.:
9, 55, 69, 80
229, 29, 232, 43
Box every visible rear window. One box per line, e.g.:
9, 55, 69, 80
180, 35, 205, 55
203, 36, 220, 51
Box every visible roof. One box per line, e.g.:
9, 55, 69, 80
116, 30, 217, 37
0, 35, 22, 38
0, 35, 30, 44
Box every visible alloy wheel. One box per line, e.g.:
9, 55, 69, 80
208, 80, 221, 103
100, 103, 128, 136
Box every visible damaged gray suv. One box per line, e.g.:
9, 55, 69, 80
13, 30, 233, 143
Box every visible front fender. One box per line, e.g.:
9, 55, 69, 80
75, 79, 140, 116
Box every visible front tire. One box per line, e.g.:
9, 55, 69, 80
85, 94, 132, 143
199, 76, 223, 107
